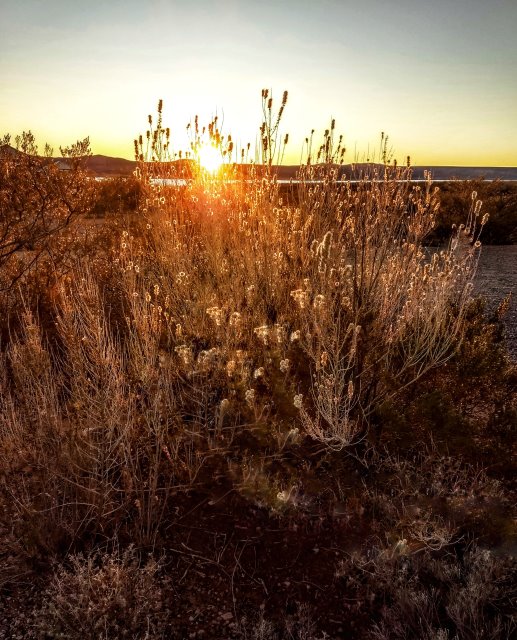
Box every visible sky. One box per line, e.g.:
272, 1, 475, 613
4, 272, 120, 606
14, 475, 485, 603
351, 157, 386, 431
1, 0, 516, 166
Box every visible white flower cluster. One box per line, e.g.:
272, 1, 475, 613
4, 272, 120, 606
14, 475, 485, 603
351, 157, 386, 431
253, 325, 269, 345
245, 388, 255, 407
229, 311, 242, 328
290, 289, 309, 310
279, 359, 290, 374
206, 306, 224, 327
174, 344, 192, 366
293, 394, 303, 409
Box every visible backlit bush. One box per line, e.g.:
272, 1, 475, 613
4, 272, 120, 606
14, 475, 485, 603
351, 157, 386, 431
130, 93, 485, 449
0, 91, 493, 567
0, 131, 94, 292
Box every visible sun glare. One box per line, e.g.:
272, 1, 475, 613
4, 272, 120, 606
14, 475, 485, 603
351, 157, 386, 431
198, 145, 223, 173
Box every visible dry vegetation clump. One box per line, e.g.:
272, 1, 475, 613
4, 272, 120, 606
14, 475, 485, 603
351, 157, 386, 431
34, 546, 166, 639
338, 543, 516, 640
0, 133, 130, 355
130, 95, 486, 450
434, 179, 517, 245
0, 92, 515, 638
0, 132, 94, 292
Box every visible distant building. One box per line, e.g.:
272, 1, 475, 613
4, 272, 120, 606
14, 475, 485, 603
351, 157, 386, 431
54, 159, 72, 171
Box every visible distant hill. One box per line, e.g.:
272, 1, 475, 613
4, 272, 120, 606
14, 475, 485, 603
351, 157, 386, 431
216, 163, 517, 182
85, 154, 136, 176
0, 146, 136, 175
86, 157, 517, 181
274, 164, 517, 182
0, 144, 22, 159
2, 145, 516, 180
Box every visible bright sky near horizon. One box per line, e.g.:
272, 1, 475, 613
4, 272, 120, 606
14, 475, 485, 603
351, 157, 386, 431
1, 0, 516, 166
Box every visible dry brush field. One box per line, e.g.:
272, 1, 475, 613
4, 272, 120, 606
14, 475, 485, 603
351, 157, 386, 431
0, 96, 516, 639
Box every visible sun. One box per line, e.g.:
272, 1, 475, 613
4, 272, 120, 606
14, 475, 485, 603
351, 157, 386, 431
198, 144, 224, 173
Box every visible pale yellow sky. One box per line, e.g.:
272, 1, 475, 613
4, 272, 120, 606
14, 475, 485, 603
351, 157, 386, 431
1, 0, 516, 166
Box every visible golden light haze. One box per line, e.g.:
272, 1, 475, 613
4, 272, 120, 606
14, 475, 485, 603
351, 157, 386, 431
1, 0, 516, 166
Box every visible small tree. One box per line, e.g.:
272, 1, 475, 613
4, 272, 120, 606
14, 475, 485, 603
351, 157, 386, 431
0, 131, 94, 292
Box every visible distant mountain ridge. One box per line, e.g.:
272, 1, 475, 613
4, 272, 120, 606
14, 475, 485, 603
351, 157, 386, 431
275, 164, 517, 182
2, 145, 516, 180
85, 157, 517, 181
0, 146, 136, 176
86, 154, 136, 175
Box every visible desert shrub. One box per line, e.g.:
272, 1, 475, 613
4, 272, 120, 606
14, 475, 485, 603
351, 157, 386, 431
0, 131, 108, 352
453, 296, 510, 377
0, 92, 504, 578
129, 95, 486, 450
238, 604, 329, 640
358, 447, 507, 562
0, 270, 213, 553
34, 546, 166, 639
435, 180, 517, 245
337, 543, 516, 640
338, 448, 514, 637
90, 175, 143, 217
0, 131, 94, 292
